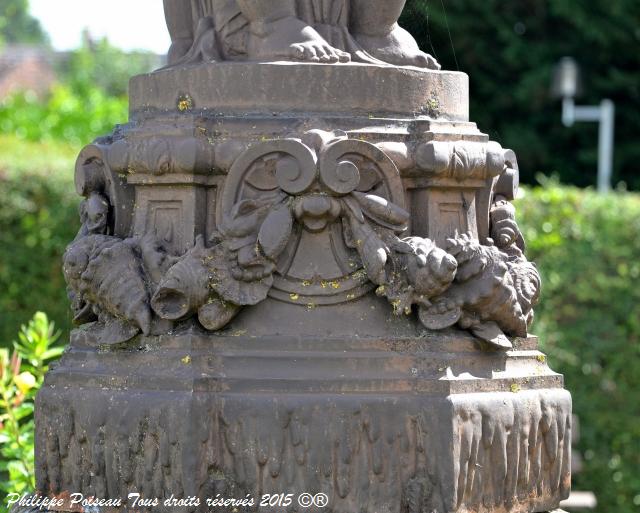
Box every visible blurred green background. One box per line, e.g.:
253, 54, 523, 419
0, 1, 638, 512
402, 0, 640, 189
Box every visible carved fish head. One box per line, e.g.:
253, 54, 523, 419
512, 262, 542, 312
151, 249, 210, 321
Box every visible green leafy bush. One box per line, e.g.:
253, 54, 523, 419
0, 313, 63, 505
516, 180, 640, 513
0, 137, 78, 346
0, 85, 127, 148
61, 38, 160, 98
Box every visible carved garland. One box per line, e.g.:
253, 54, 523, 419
64, 132, 540, 349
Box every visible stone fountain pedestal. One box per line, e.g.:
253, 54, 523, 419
34, 63, 571, 513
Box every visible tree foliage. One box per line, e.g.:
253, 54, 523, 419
402, 0, 640, 190
60, 36, 161, 97
0, 0, 48, 46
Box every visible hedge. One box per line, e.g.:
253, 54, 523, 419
0, 136, 77, 343
516, 180, 640, 513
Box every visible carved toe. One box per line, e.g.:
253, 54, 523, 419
336, 50, 351, 63
303, 45, 320, 62
316, 46, 332, 63
291, 44, 306, 60
425, 54, 442, 70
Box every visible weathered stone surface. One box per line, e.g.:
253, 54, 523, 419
37, 327, 570, 513
129, 63, 469, 119
34, 2, 571, 512
65, 110, 536, 349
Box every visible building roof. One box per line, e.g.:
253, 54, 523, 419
0, 44, 60, 97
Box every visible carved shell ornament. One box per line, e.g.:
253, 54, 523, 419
65, 131, 540, 350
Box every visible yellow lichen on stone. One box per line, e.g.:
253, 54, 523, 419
177, 94, 194, 112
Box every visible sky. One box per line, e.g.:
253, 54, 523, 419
30, 0, 171, 54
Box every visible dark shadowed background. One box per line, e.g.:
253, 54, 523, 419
402, 0, 640, 189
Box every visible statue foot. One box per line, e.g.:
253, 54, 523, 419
248, 15, 351, 64
354, 24, 441, 70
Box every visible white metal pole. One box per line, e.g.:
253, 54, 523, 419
597, 99, 615, 194
562, 97, 575, 127
560, 98, 615, 193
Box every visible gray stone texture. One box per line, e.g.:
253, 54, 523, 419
34, 3, 571, 513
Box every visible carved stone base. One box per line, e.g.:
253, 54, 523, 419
36, 306, 570, 513
40, 62, 570, 513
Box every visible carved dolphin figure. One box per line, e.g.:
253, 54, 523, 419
63, 235, 153, 336
151, 237, 211, 321
151, 237, 242, 331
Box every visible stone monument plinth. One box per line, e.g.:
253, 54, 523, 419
34, 3, 571, 513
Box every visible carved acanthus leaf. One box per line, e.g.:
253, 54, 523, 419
258, 203, 294, 259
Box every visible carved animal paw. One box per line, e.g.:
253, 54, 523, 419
418, 300, 462, 330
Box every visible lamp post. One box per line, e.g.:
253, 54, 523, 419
551, 57, 616, 193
